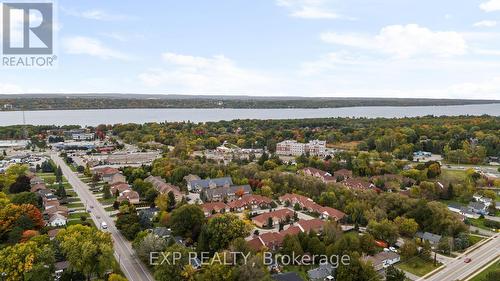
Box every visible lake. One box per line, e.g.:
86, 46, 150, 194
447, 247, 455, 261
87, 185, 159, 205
0, 104, 499, 126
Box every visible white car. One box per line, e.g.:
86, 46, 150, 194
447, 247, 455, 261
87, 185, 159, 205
389, 247, 397, 252
101, 222, 108, 229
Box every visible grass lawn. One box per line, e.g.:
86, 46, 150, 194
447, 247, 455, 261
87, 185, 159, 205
68, 212, 89, 220
396, 257, 441, 277
469, 235, 485, 246
98, 197, 116, 205
470, 260, 500, 281
439, 169, 467, 184
66, 202, 84, 209
467, 218, 497, 231
104, 206, 116, 212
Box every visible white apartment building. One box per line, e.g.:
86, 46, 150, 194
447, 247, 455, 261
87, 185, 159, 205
276, 140, 326, 156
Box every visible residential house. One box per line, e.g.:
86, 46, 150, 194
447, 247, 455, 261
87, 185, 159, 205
202, 184, 251, 202
319, 206, 346, 221
279, 193, 345, 221
43, 206, 69, 217
300, 167, 335, 183
247, 232, 285, 251
416, 232, 442, 246
333, 168, 353, 180
201, 202, 228, 217
448, 203, 479, 219
183, 174, 201, 184
145, 176, 184, 201
468, 201, 489, 215
272, 272, 303, 281
227, 194, 273, 212
341, 178, 375, 190
54, 261, 70, 279
117, 190, 140, 204
473, 194, 493, 207
187, 177, 233, 192
30, 183, 46, 192
362, 252, 401, 272
252, 209, 294, 228
93, 167, 121, 183
48, 213, 67, 227
296, 218, 325, 233
110, 183, 131, 196
109, 173, 127, 185
308, 263, 335, 281
30, 176, 44, 186
151, 227, 171, 239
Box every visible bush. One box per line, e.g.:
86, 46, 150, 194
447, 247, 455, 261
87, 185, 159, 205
484, 219, 500, 229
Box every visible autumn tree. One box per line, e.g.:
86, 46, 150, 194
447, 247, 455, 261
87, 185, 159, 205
154, 244, 190, 281
198, 213, 250, 253
394, 216, 419, 237
367, 219, 399, 245
0, 237, 55, 281
56, 225, 114, 280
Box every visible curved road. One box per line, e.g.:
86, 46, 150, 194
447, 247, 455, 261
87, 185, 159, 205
51, 153, 155, 281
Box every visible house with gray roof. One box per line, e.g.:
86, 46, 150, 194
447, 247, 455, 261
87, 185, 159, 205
187, 177, 233, 192
202, 184, 251, 202
272, 272, 304, 281
307, 263, 335, 281
416, 232, 442, 245
468, 201, 489, 215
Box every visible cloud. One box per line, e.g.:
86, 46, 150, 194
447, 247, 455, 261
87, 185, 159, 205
276, 0, 344, 19
61, 7, 134, 21
139, 53, 278, 94
63, 36, 130, 60
0, 83, 23, 94
480, 0, 500, 12
473, 20, 497, 27
447, 76, 500, 98
321, 24, 467, 58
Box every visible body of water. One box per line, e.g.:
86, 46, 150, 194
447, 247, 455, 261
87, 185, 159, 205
0, 104, 499, 126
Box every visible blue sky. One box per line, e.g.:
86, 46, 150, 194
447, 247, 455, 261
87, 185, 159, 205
1, 0, 500, 99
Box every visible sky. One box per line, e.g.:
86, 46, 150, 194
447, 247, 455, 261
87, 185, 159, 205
1, 0, 500, 99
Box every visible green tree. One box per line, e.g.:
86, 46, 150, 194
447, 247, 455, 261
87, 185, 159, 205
55, 166, 63, 183
335, 252, 380, 281
386, 265, 406, 281
232, 254, 271, 281
11, 192, 40, 208
133, 233, 168, 264
437, 237, 451, 255
394, 216, 419, 237
367, 219, 399, 244
169, 204, 205, 240
154, 244, 190, 281
281, 234, 303, 257
400, 239, 418, 259
198, 214, 250, 252
56, 225, 114, 280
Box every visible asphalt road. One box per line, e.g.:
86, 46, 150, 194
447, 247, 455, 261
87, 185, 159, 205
421, 234, 500, 281
51, 153, 155, 281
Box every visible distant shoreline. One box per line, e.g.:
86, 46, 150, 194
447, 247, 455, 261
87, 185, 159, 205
0, 95, 498, 111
